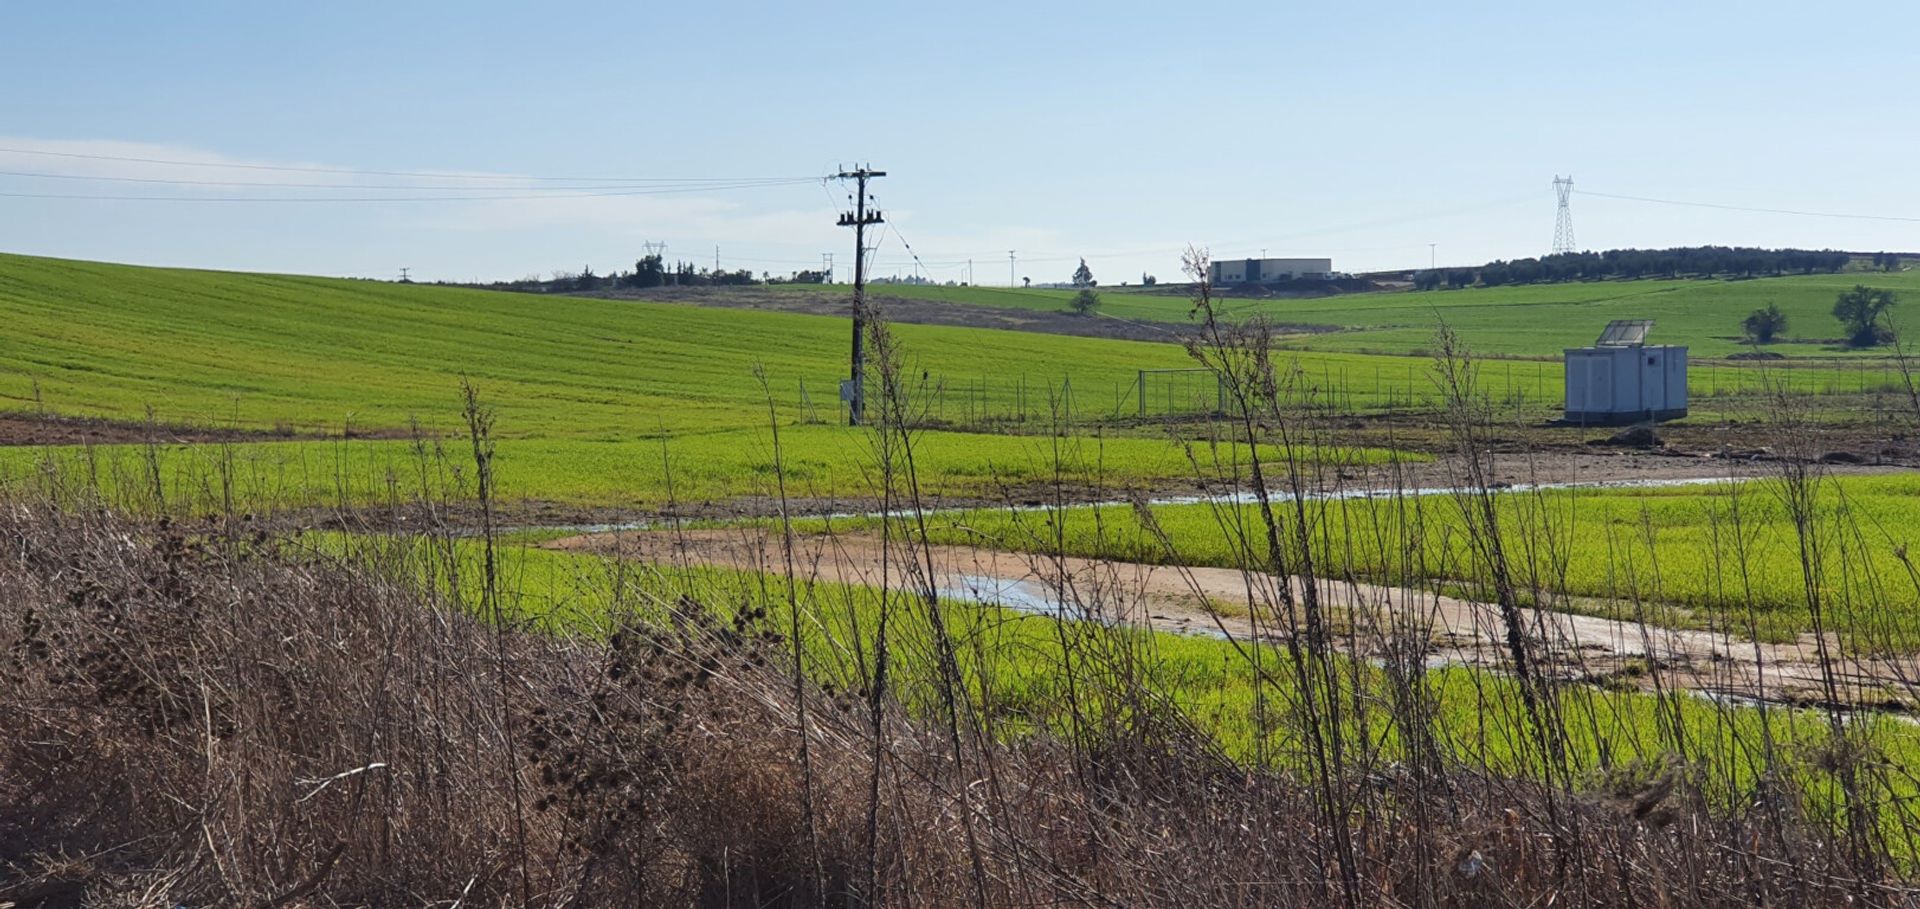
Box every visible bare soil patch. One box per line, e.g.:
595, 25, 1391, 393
0, 412, 291, 447
576, 285, 1337, 345
0, 410, 425, 447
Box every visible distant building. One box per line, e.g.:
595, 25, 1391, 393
1208, 257, 1334, 285
1563, 320, 1689, 425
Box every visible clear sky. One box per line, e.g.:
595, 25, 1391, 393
2, 1, 1916, 285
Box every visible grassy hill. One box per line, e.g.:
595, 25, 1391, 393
1251, 272, 1920, 358
0, 254, 1419, 508
0, 253, 1213, 438
827, 272, 1920, 360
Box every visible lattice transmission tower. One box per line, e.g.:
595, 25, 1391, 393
1551, 175, 1577, 255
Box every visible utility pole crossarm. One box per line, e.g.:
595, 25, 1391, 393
834, 166, 885, 426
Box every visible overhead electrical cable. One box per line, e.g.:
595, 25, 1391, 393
0, 168, 814, 192
0, 145, 812, 184
1578, 188, 1920, 224
0, 177, 823, 203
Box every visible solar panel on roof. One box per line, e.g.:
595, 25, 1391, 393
1595, 319, 1653, 347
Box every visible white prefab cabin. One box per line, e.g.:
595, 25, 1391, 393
1563, 320, 1689, 425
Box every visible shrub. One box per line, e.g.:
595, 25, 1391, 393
1071, 288, 1101, 315
1743, 303, 1788, 343
1833, 285, 1898, 347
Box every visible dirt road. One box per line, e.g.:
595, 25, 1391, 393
549, 525, 1920, 713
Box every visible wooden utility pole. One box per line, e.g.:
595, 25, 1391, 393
836, 166, 885, 425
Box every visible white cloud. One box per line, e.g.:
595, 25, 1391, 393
0, 136, 503, 189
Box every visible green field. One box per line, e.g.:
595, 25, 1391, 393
817, 473, 1920, 646
0, 253, 1440, 508
1256, 272, 1920, 360
4, 254, 1901, 455
0, 253, 1209, 436
830, 271, 1920, 361
350, 531, 1920, 821
0, 429, 1420, 512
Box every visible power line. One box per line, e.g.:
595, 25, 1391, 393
917, 194, 1537, 266
0, 145, 812, 184
0, 168, 805, 192
0, 177, 822, 204
1578, 188, 1920, 224
886, 224, 939, 280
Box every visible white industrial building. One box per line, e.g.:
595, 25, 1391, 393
1208, 257, 1334, 285
1563, 320, 1689, 425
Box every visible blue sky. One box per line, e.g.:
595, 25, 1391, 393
2, 1, 1916, 284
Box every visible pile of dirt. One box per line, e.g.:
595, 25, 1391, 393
1587, 425, 1662, 449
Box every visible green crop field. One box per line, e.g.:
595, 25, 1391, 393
0, 253, 1206, 437
0, 428, 1407, 512
822, 271, 1920, 362
817, 473, 1920, 647
4, 254, 1898, 455
1254, 272, 1920, 360
0, 253, 1437, 508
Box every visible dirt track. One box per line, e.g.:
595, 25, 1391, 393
0, 412, 419, 447
550, 525, 1920, 712
576, 285, 1337, 346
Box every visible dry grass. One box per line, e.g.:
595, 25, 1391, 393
0, 476, 1909, 906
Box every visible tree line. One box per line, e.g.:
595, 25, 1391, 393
1414, 246, 1859, 290
461, 253, 829, 294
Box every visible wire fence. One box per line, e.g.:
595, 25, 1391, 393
793, 357, 1920, 428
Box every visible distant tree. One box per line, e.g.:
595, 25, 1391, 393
626, 254, 667, 288
1070, 288, 1101, 315
1742, 303, 1788, 344
1413, 270, 1443, 291
1142, 272, 1157, 286
1885, 252, 1903, 273
575, 265, 601, 292
1022, 276, 1030, 288
1071, 258, 1096, 288
1833, 285, 1898, 347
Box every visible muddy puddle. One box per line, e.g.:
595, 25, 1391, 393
546, 517, 1920, 716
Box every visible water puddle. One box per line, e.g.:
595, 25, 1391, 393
938, 573, 1068, 617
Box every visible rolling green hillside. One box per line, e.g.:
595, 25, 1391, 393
0, 255, 1895, 445
825, 272, 1920, 360
1254, 272, 1920, 358
0, 253, 1204, 437
0, 253, 1425, 508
